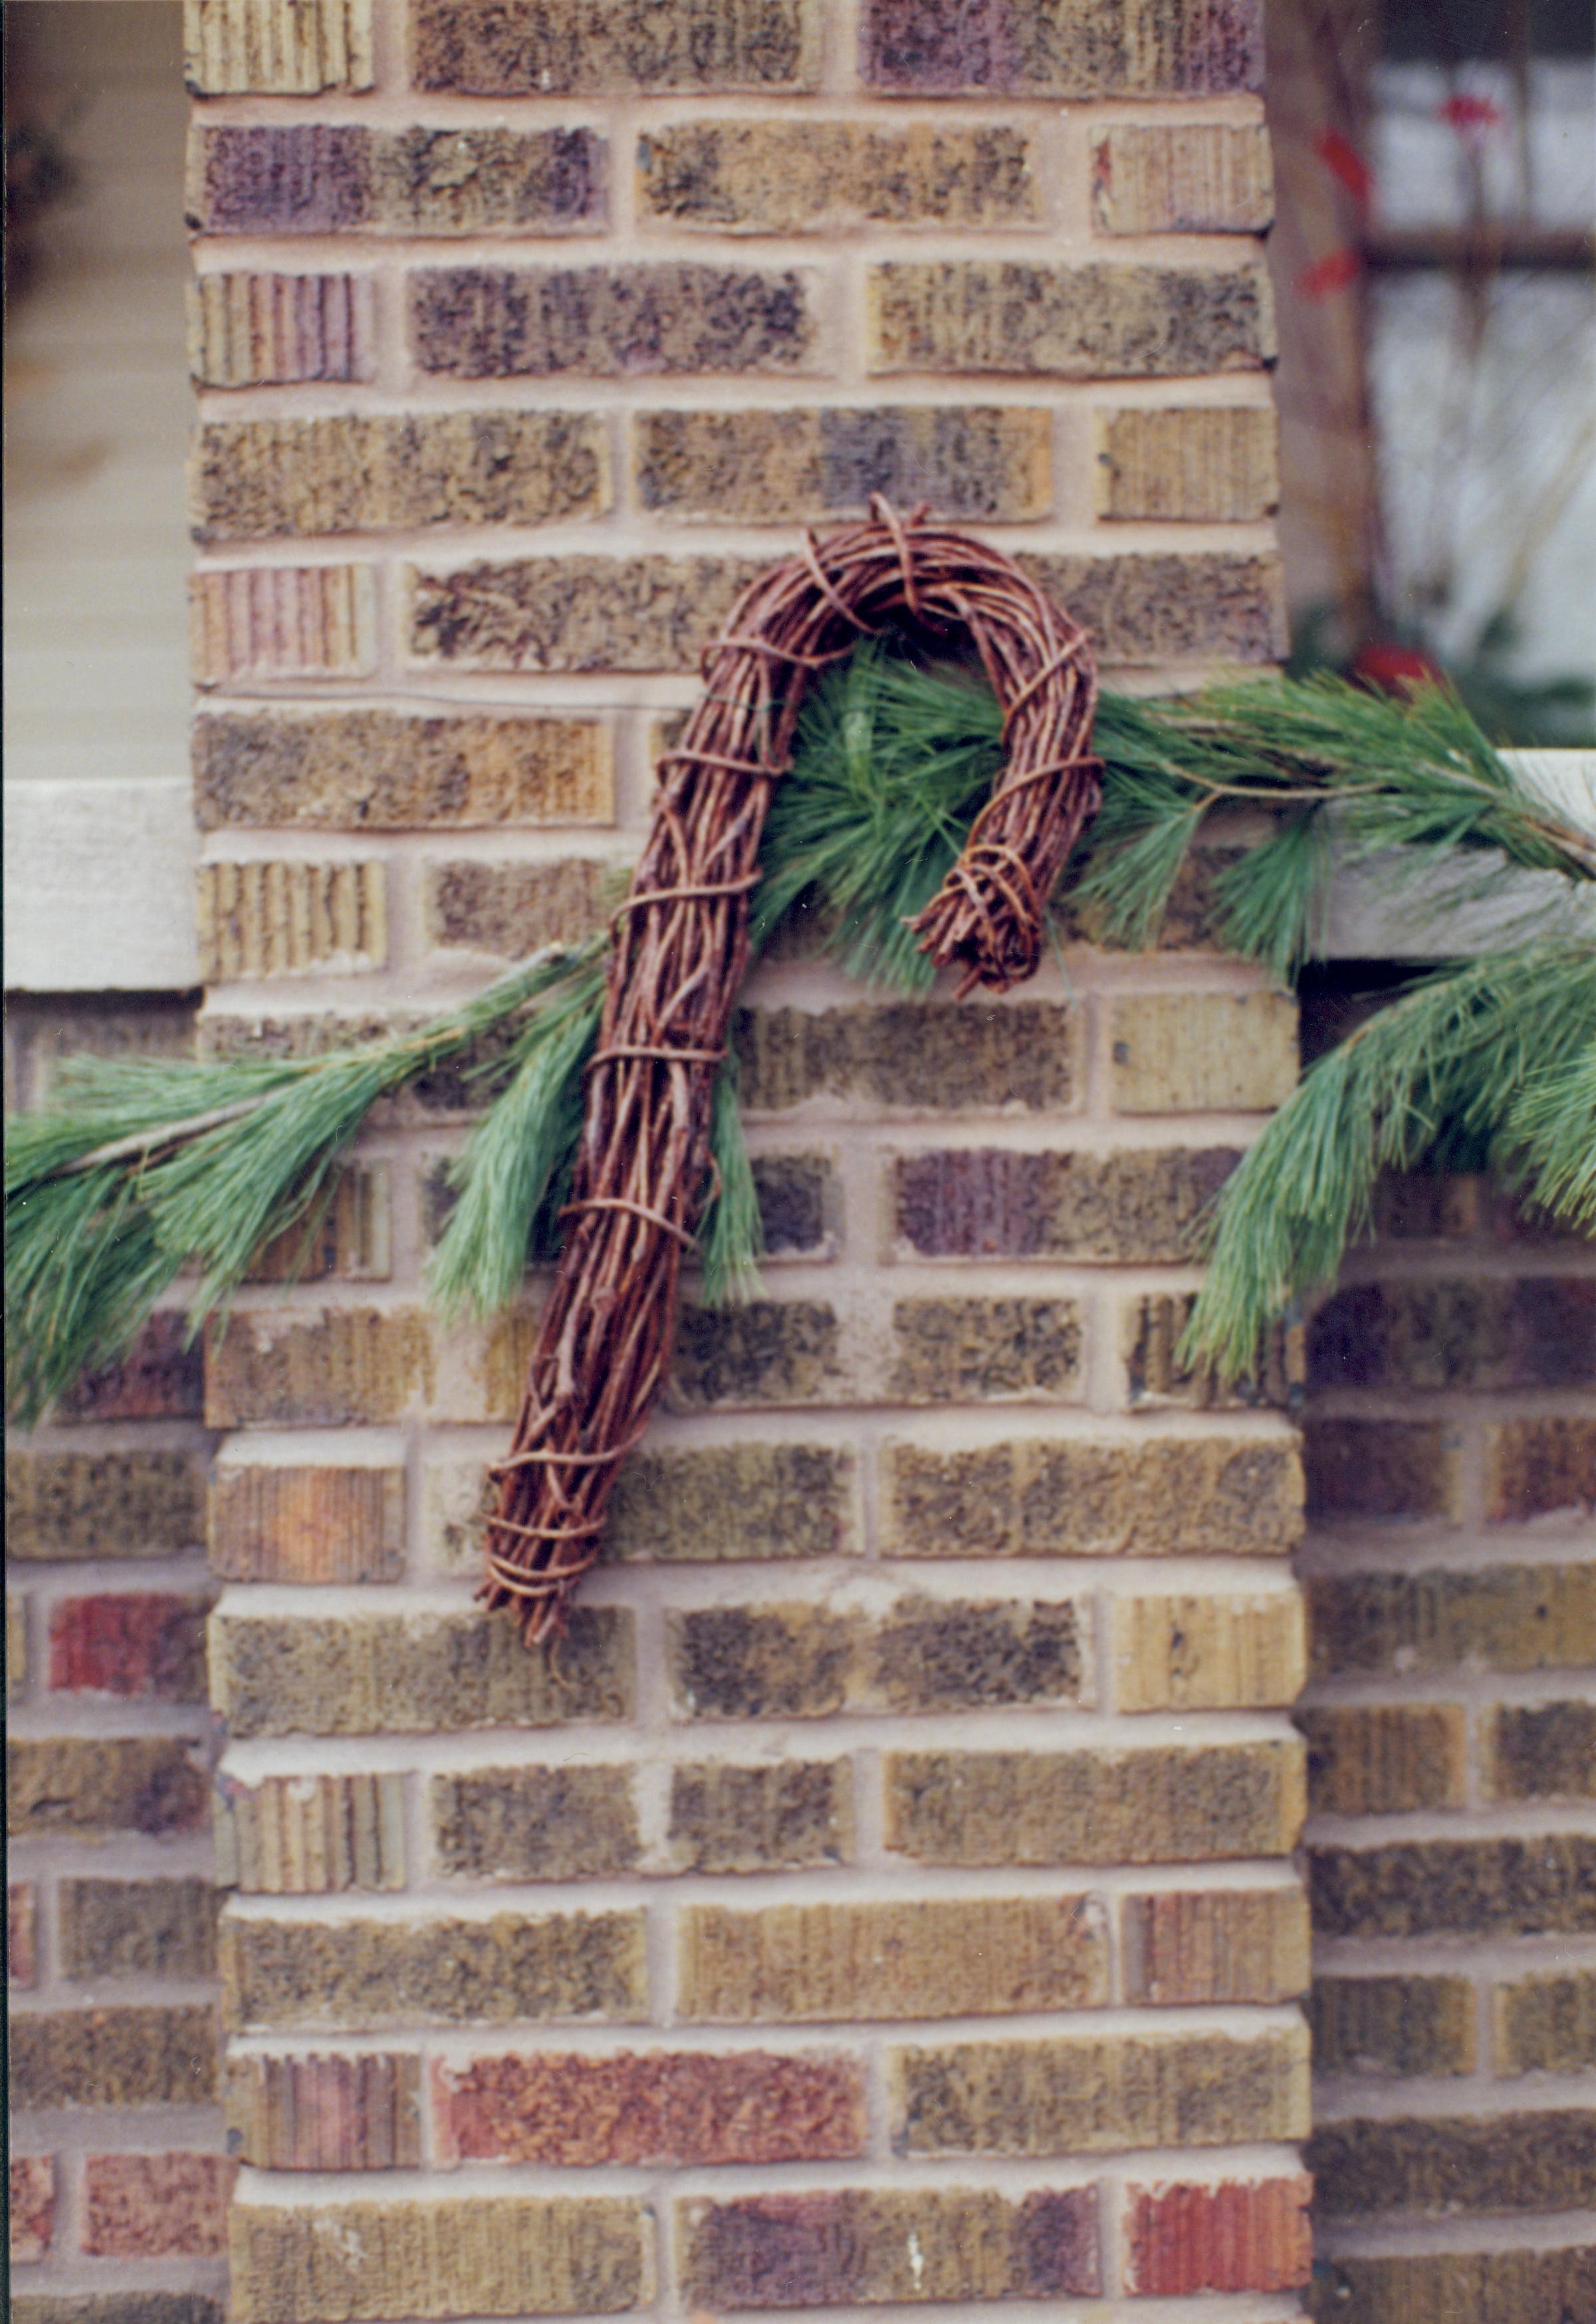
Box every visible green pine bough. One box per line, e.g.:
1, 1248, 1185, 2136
7, 653, 1593, 1426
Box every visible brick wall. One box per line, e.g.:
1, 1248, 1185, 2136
16, 1, 1316, 2315
1300, 1145, 1596, 2323
7, 1000, 229, 2323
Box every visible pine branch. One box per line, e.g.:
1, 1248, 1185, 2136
1181, 941, 1596, 1383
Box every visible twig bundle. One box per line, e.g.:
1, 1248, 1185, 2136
480, 497, 1100, 1643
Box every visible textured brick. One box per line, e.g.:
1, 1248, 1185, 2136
889, 1297, 1085, 1402
49, 1592, 210, 1700
189, 273, 374, 386
190, 413, 606, 545
668, 1300, 842, 1409
1109, 990, 1296, 1107
1310, 1837, 1596, 1939
1113, 1587, 1304, 1710
441, 2048, 865, 2167
736, 999, 1079, 1113
1123, 1290, 1296, 1409
1125, 2175, 1311, 2295
229, 2193, 651, 2321
639, 120, 1041, 231
427, 857, 613, 957
1097, 403, 1277, 520
750, 1155, 836, 1256
187, 123, 606, 238
1094, 120, 1274, 233
9, 1592, 26, 1693
1308, 1565, 1596, 1678
884, 1433, 1302, 1558
11, 2300, 223, 2324
1308, 2110, 1596, 2218
11, 1883, 38, 1988
191, 564, 378, 683
892, 2022, 1309, 2155
415, 0, 816, 90
211, 1603, 633, 1736
1122, 1887, 1310, 2005
635, 406, 1051, 522
185, 0, 372, 91
1298, 1703, 1466, 1815
669, 1596, 1083, 1719
11, 2006, 217, 2107
412, 264, 818, 379
413, 552, 756, 672
431, 1764, 640, 1881
869, 260, 1272, 377
205, 1306, 433, 1427
679, 2185, 1100, 2308
56, 1312, 203, 1421
195, 709, 612, 832
1310, 1975, 1476, 2078
411, 548, 1286, 672
1494, 1970, 1596, 2075
667, 1760, 854, 1873
1306, 2248, 1596, 2324
887, 1737, 1304, 1865
9, 1736, 207, 1838
863, 0, 1262, 92
6, 1449, 205, 1561
679, 1895, 1107, 2022
1486, 1417, 1596, 1521
227, 2052, 423, 2170
215, 1772, 407, 1893
1486, 1699, 1596, 1801
1310, 1276, 1596, 1391
209, 1463, 405, 1583
1302, 1417, 1455, 1522
11, 2156, 54, 2263
893, 1145, 1238, 1261
59, 1879, 219, 1980
197, 861, 386, 981
221, 1908, 647, 2032
251, 1166, 393, 1287
83, 2153, 235, 2257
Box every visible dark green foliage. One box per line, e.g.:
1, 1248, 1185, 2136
9, 655, 1591, 1418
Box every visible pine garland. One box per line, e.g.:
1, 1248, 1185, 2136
7, 653, 1592, 1425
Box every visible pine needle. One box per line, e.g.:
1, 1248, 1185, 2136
1181, 941, 1596, 1383
698, 1050, 764, 1307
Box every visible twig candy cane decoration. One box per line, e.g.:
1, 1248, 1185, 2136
481, 500, 1101, 1643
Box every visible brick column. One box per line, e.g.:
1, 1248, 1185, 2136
187, 4, 1311, 2314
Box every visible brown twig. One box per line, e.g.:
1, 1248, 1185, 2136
481, 500, 1101, 1645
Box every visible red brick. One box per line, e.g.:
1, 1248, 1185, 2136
55, 1313, 203, 1421
9, 2155, 54, 2263
82, 2153, 237, 2257
1125, 2174, 1312, 2295
48, 1593, 210, 1700
438, 2048, 865, 2166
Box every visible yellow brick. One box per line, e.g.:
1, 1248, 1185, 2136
197, 861, 387, 980
229, 2193, 651, 2321
678, 1895, 1109, 2022
214, 1771, 407, 1893
209, 1464, 405, 1583
184, 0, 373, 92
191, 565, 378, 685
1113, 1589, 1306, 1711
1093, 122, 1274, 235
1094, 405, 1279, 521
1110, 991, 1298, 1113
